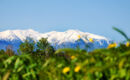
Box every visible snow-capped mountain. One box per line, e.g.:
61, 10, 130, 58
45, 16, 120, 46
0, 29, 111, 52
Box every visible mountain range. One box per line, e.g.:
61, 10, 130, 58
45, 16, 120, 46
0, 29, 111, 52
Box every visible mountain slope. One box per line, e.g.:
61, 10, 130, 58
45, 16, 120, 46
0, 29, 111, 52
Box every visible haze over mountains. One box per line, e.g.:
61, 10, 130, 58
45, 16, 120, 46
0, 29, 111, 52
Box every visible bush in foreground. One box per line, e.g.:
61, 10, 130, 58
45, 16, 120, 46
0, 43, 130, 80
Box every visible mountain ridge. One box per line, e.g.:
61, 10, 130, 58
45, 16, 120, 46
0, 29, 111, 52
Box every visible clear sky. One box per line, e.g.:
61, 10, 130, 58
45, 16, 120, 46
0, 0, 130, 41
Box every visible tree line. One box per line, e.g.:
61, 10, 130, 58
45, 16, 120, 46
0, 37, 55, 57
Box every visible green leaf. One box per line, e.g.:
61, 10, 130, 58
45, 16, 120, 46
119, 69, 126, 78
14, 58, 21, 70
113, 27, 129, 41
17, 66, 24, 72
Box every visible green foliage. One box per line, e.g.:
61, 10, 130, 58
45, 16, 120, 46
113, 27, 130, 41
19, 37, 35, 54
0, 43, 130, 80
0, 49, 5, 54
37, 38, 50, 50
19, 37, 55, 58
36, 38, 55, 57
0, 54, 39, 80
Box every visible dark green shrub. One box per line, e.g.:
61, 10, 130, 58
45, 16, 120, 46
0, 49, 5, 54
19, 37, 35, 54
36, 38, 55, 57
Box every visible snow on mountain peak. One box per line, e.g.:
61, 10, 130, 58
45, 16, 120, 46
0, 30, 19, 41
0, 29, 109, 42
0, 29, 111, 52
0, 29, 42, 41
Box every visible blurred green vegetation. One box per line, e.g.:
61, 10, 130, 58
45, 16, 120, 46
0, 27, 130, 80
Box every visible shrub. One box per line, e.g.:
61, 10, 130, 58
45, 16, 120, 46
0, 54, 39, 80
19, 37, 35, 54
0, 49, 5, 54
36, 38, 55, 57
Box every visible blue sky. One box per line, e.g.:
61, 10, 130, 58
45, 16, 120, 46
0, 0, 130, 41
